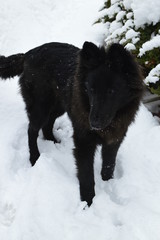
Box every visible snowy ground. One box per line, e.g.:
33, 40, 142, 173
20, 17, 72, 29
0, 1, 160, 240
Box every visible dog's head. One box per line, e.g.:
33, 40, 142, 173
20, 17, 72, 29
79, 42, 143, 130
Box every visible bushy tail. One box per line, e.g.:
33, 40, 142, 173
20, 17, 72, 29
0, 53, 24, 79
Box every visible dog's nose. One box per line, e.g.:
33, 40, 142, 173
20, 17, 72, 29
91, 126, 102, 131
90, 119, 103, 131
90, 113, 112, 130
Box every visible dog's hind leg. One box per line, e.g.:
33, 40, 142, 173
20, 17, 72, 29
42, 111, 58, 143
28, 123, 40, 166
42, 107, 64, 143
27, 103, 54, 166
101, 142, 121, 181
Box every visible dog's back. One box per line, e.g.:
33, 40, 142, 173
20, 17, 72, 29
0, 42, 79, 91
24, 42, 79, 86
21, 42, 79, 111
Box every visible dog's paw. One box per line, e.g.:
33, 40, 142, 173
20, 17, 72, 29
30, 152, 40, 166
101, 166, 114, 181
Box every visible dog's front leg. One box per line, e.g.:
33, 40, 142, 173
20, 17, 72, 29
101, 142, 121, 181
73, 131, 97, 206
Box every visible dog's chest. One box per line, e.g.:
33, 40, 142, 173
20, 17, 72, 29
96, 120, 127, 145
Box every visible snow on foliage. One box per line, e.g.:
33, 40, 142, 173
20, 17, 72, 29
99, 0, 160, 95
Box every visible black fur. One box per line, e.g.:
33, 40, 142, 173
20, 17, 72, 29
0, 41, 144, 206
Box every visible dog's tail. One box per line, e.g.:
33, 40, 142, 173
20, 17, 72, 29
0, 53, 24, 79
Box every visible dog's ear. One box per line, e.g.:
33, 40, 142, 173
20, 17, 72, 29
80, 42, 105, 68
108, 43, 144, 90
81, 42, 99, 59
107, 43, 134, 70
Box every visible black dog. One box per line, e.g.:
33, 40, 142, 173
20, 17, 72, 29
0, 42, 143, 206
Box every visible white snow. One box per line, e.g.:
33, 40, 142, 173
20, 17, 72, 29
0, 1, 160, 240
123, 0, 160, 27
145, 64, 160, 84
125, 29, 139, 41
139, 35, 160, 57
131, 0, 160, 27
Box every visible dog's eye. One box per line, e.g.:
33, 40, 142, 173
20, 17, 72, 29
84, 82, 89, 92
85, 82, 95, 94
107, 89, 115, 95
90, 87, 94, 93
85, 82, 90, 89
